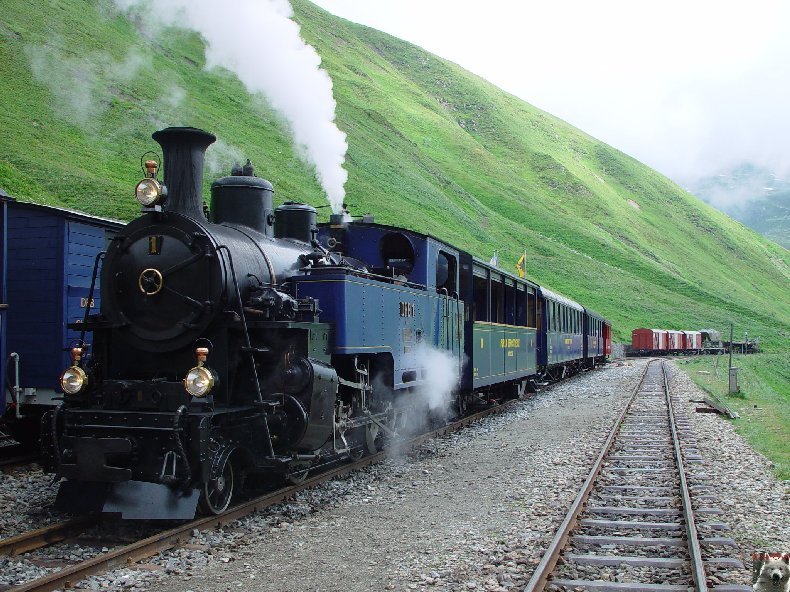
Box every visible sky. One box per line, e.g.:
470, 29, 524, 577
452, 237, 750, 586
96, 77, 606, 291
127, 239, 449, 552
311, 0, 790, 187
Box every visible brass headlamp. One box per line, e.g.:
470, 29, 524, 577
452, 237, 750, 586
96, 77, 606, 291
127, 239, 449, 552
60, 347, 88, 395
135, 158, 167, 207
184, 347, 217, 398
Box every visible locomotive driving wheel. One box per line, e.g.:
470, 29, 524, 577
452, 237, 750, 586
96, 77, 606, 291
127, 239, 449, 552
199, 456, 235, 515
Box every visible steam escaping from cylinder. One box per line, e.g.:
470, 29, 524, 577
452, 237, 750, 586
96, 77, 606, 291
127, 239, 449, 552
415, 343, 462, 412
114, 0, 348, 212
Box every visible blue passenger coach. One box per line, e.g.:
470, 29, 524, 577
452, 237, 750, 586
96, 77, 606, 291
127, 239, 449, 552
537, 287, 585, 379
0, 193, 122, 439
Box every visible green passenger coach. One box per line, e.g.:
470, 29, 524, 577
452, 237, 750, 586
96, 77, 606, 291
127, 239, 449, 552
464, 260, 539, 391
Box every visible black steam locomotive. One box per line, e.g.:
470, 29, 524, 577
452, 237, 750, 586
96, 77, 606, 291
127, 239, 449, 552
43, 127, 610, 519
44, 128, 350, 518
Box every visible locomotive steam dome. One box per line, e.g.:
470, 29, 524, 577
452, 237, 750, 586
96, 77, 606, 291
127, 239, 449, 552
211, 163, 274, 236
274, 202, 317, 243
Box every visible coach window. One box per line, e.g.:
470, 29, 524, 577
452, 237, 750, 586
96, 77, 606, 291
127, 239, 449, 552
515, 284, 526, 326
527, 288, 536, 327
491, 274, 504, 323
472, 268, 488, 321
504, 280, 516, 325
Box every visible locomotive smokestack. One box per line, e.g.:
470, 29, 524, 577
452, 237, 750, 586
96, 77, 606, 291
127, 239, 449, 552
152, 127, 216, 218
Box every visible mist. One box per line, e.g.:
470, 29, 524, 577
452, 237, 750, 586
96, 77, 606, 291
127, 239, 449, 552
205, 139, 246, 176
114, 0, 349, 212
26, 42, 151, 128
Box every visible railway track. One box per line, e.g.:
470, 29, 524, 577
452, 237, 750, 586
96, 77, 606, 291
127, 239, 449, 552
524, 360, 750, 592
2, 396, 523, 592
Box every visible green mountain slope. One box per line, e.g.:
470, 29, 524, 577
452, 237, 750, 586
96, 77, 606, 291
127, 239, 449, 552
1, 0, 788, 349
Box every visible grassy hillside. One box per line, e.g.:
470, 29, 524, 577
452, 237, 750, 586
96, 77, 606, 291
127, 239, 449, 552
1, 0, 788, 350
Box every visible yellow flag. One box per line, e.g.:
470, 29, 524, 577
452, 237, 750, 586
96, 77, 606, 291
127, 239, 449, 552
516, 251, 526, 278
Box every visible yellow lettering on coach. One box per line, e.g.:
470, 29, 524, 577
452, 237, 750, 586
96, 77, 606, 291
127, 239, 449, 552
499, 338, 521, 348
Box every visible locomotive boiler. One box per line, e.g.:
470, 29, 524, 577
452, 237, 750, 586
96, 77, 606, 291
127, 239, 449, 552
44, 128, 354, 517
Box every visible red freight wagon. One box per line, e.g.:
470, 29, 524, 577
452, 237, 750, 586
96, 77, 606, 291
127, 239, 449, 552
666, 330, 683, 352
604, 322, 612, 356
682, 331, 702, 352
631, 328, 668, 354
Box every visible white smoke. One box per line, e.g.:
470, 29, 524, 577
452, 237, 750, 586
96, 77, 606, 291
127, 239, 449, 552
206, 139, 246, 176
113, 0, 349, 212
414, 343, 461, 412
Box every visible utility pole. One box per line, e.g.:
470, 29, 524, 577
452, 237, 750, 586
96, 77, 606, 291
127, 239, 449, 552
728, 322, 739, 394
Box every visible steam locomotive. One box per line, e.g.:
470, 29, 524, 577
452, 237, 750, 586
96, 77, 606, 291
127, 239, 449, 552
42, 127, 610, 519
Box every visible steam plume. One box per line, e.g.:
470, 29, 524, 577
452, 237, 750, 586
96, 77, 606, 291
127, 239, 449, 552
414, 344, 462, 412
114, 0, 349, 212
